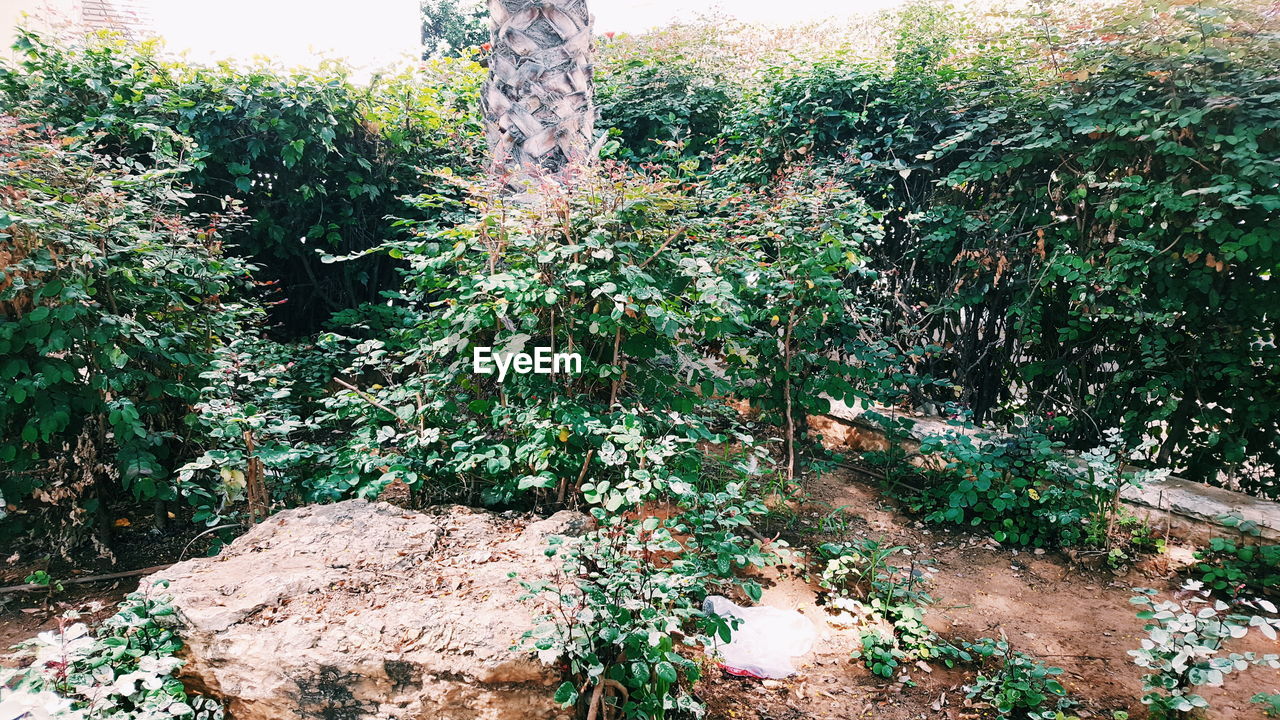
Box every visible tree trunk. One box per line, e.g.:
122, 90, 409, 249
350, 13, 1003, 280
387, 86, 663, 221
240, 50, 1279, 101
482, 0, 594, 177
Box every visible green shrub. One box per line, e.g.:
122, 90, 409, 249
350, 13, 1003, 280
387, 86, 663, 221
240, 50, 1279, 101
705, 164, 939, 479
175, 331, 331, 525
949, 638, 1072, 719
854, 601, 937, 680
1194, 538, 1280, 598
906, 426, 1094, 548
597, 45, 730, 164
915, 1, 1280, 492
814, 538, 902, 597
0, 30, 485, 334
303, 159, 922, 507
522, 475, 776, 720
904, 425, 1166, 549
712, 0, 1280, 495
0, 121, 255, 548
814, 538, 939, 678
1129, 585, 1280, 719
307, 167, 742, 506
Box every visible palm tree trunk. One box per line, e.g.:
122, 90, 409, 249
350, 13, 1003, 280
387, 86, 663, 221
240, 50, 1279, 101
482, 0, 594, 176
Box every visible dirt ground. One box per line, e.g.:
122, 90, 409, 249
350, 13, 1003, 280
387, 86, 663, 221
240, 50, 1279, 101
698, 467, 1279, 720
2, 470, 1276, 719
1, 510, 220, 663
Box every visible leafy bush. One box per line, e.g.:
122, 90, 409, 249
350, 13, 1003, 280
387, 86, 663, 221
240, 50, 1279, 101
917, 1, 1280, 491
907, 426, 1094, 548
175, 332, 332, 526
302, 157, 921, 507
949, 638, 1072, 719
524, 517, 709, 719
307, 166, 745, 506
814, 538, 902, 597
0, 120, 255, 549
1194, 538, 1280, 599
0, 582, 222, 719
813, 538, 939, 678
521, 470, 777, 719
711, 0, 1280, 494
1, 30, 486, 334
854, 601, 936, 680
704, 164, 937, 479
597, 43, 730, 164
905, 425, 1166, 549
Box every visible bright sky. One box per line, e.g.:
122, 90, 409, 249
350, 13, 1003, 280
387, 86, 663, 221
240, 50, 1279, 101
595, 0, 900, 32
139, 0, 902, 71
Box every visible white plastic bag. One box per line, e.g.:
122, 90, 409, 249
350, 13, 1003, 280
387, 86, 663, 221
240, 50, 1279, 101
702, 595, 816, 679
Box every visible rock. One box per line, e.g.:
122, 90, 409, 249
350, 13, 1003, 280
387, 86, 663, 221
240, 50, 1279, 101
144, 500, 591, 720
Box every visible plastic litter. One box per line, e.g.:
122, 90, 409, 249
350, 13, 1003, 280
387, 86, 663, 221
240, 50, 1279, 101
702, 595, 816, 679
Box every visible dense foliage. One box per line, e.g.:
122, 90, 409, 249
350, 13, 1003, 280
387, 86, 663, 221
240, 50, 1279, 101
595, 38, 731, 164
0, 31, 485, 334
3, 0, 1274, 552
1130, 584, 1279, 718
421, 0, 488, 58
0, 121, 256, 547
896, 425, 1166, 550
3, 1, 1279, 716
1194, 538, 1280, 598
523, 482, 775, 719
603, 0, 1280, 496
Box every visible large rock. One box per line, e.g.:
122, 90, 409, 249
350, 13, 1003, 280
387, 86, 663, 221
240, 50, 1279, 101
145, 500, 590, 720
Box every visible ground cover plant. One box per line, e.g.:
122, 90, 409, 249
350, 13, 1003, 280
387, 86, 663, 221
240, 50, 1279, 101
1130, 585, 1280, 718
2, 0, 1279, 718
0, 582, 221, 719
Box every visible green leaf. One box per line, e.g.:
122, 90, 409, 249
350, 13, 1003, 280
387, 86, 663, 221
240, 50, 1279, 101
553, 681, 577, 706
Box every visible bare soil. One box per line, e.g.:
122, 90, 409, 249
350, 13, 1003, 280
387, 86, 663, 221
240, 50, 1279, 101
1, 508, 220, 663
698, 467, 1279, 720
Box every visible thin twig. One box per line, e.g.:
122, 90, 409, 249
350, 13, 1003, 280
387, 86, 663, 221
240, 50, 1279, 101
333, 377, 409, 427
636, 228, 685, 270
179, 523, 243, 560
0, 565, 175, 595
569, 448, 597, 499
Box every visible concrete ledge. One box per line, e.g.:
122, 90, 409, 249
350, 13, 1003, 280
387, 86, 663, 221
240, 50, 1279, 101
814, 399, 1280, 545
